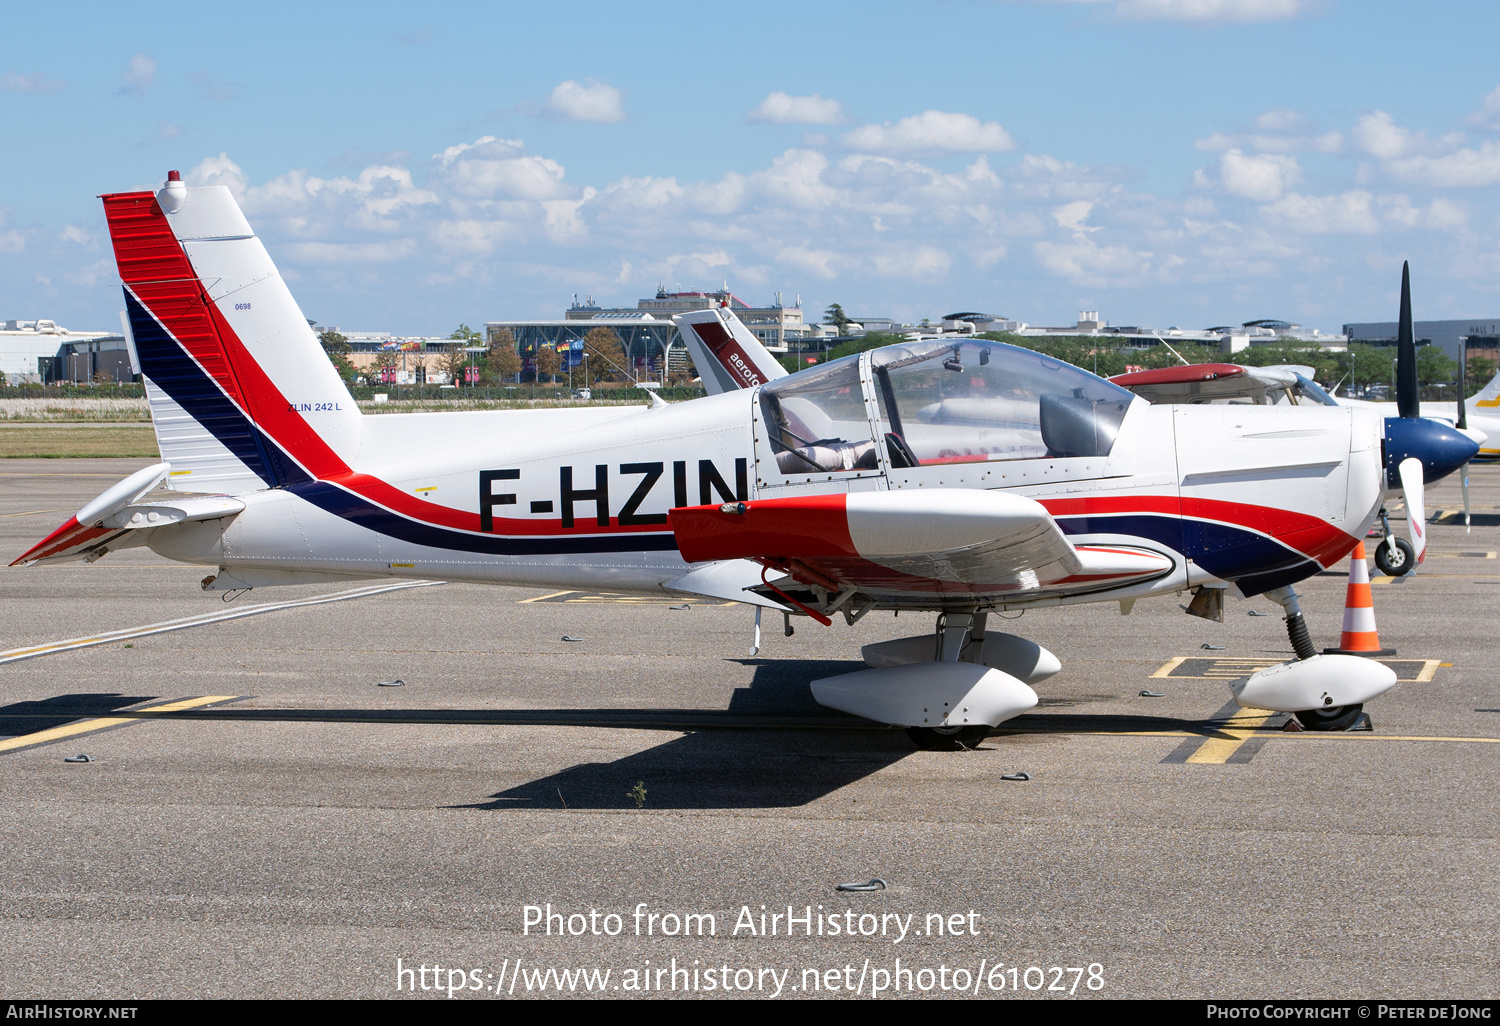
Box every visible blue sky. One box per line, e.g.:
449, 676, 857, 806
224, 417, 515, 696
4, 0, 1500, 335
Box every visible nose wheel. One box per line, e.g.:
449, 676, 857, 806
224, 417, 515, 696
1293, 704, 1365, 731
1373, 536, 1415, 576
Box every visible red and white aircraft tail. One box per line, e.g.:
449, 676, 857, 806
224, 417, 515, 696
107, 172, 362, 494
673, 307, 787, 394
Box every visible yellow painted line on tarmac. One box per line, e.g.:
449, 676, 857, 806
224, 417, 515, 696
1149, 656, 1189, 679
1184, 707, 1276, 763
0, 507, 68, 518
0, 696, 237, 754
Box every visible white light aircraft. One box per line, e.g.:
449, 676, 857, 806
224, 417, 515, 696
14, 174, 1478, 746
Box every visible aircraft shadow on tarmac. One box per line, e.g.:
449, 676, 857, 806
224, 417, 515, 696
0, 692, 156, 740
3, 676, 1231, 811
452, 661, 1218, 812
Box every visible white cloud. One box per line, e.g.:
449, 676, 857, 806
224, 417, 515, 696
58, 225, 92, 246
434, 136, 573, 201
843, 111, 1015, 156
748, 92, 844, 125
1038, 0, 1315, 21
1260, 191, 1379, 234
187, 153, 249, 196
1034, 236, 1153, 284
873, 245, 951, 279
118, 54, 156, 97
545, 79, 625, 123
777, 246, 839, 279
1218, 149, 1302, 201
1110, 0, 1312, 20
1351, 111, 1416, 160
1385, 142, 1500, 188
751, 149, 841, 209
1468, 86, 1500, 131
1053, 200, 1099, 232
1, 71, 65, 94
155, 121, 184, 140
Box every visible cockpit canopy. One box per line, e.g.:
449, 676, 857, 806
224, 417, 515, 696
758, 338, 1136, 474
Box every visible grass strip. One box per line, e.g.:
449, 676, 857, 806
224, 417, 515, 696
0, 426, 158, 458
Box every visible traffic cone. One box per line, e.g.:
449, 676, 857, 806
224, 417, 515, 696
1323, 542, 1396, 656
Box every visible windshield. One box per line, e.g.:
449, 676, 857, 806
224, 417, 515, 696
758, 355, 879, 474
871, 339, 1135, 466
1295, 373, 1340, 407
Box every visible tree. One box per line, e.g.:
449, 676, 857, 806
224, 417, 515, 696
441, 343, 469, 386
583, 326, 628, 384
450, 323, 482, 344
533, 343, 561, 384
824, 303, 849, 334
318, 328, 358, 384
1467, 354, 1498, 397
486, 327, 521, 383
1415, 345, 1456, 388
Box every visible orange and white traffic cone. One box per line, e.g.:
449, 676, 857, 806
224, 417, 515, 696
1323, 541, 1396, 656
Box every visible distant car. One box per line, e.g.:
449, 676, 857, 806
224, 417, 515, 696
574, 388, 592, 400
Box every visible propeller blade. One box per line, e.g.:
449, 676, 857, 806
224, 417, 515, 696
1458, 336, 1469, 431
1398, 456, 1426, 564
1462, 461, 1472, 534
1397, 261, 1419, 419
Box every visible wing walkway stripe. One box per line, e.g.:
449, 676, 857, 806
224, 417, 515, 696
0, 580, 442, 665
0, 695, 237, 753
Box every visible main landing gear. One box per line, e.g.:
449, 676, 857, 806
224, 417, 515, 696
1264, 585, 1364, 731
906, 610, 994, 751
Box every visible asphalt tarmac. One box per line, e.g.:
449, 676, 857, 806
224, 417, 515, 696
0, 459, 1495, 1000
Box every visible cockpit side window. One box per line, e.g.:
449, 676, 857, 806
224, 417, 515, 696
758, 355, 879, 475
871, 340, 1135, 465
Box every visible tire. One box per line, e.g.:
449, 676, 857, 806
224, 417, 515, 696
1294, 703, 1364, 731
906, 725, 990, 751
1373, 537, 1415, 576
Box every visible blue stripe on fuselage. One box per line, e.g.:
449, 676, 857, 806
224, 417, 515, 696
1054, 511, 1320, 594
289, 481, 680, 556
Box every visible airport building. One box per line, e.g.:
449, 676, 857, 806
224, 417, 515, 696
0, 320, 130, 385
1343, 318, 1500, 364
488, 287, 805, 381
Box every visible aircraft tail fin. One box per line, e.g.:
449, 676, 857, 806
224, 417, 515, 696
104, 174, 360, 493
1470, 350, 1500, 409
673, 307, 788, 394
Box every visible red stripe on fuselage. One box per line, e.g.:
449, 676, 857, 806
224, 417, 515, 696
1039, 494, 1356, 568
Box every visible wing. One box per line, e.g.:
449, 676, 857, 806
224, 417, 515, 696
668, 489, 1172, 605
1110, 363, 1294, 405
